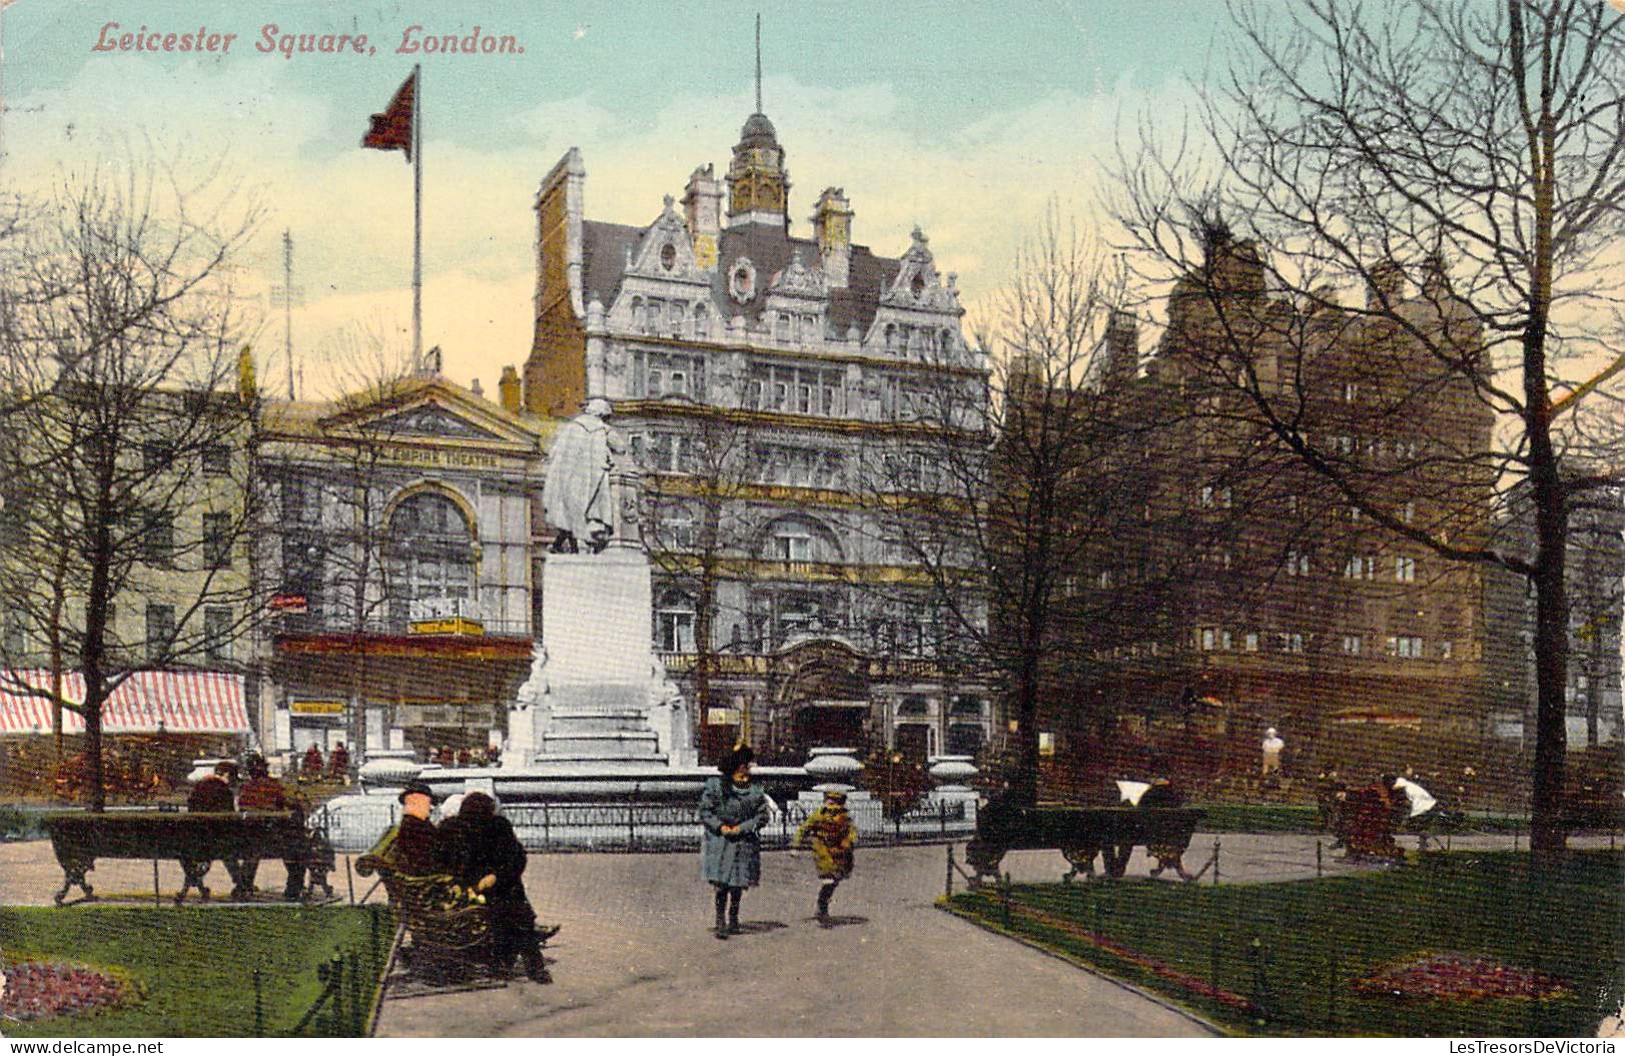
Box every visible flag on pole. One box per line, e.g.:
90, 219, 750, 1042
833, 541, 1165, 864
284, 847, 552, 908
362, 71, 417, 160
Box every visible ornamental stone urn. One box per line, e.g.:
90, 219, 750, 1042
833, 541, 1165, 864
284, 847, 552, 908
926, 755, 979, 792
358, 749, 423, 791
803, 746, 863, 792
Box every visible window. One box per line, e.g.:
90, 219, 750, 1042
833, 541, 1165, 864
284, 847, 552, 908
1387, 635, 1424, 659
1038, 731, 1055, 757
667, 301, 683, 334
1280, 632, 1305, 653
1201, 627, 1218, 651
693, 304, 709, 339
656, 592, 696, 653
1286, 551, 1310, 576
203, 444, 231, 475
2, 610, 26, 657
142, 511, 175, 566
1343, 555, 1378, 580
385, 492, 474, 627
1244, 632, 1259, 653
1342, 634, 1362, 655
1200, 485, 1214, 508
1395, 555, 1416, 582
203, 512, 232, 568
142, 443, 174, 474
1401, 501, 1415, 524
1221, 630, 1233, 650
772, 525, 811, 562
776, 314, 790, 342
145, 604, 176, 662
1343, 382, 1359, 403
1096, 570, 1112, 590
1439, 640, 1454, 660
204, 606, 233, 663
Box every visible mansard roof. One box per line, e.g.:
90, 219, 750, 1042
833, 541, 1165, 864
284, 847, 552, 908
580, 217, 904, 337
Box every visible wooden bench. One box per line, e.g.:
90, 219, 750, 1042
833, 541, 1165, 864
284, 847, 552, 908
43, 811, 325, 905
965, 805, 1204, 887
355, 845, 495, 979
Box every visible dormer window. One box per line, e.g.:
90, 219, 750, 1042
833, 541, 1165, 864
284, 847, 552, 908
911, 273, 926, 297
660, 242, 677, 272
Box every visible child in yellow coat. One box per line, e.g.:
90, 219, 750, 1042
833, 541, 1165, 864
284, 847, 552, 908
792, 789, 857, 926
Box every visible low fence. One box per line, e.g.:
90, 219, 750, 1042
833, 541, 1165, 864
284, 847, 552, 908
312, 795, 976, 854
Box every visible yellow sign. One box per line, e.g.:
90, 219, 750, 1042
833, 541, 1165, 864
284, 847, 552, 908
409, 617, 486, 636
291, 700, 345, 715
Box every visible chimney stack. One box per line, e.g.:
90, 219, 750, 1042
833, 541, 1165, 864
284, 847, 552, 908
812, 187, 853, 289
498, 365, 522, 413
682, 164, 723, 271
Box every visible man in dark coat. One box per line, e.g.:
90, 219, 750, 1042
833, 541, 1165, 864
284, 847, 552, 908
391, 780, 443, 874
438, 791, 557, 982
181, 761, 242, 899
235, 754, 307, 901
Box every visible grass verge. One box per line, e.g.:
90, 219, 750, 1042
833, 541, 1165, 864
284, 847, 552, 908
0, 904, 393, 1037
944, 850, 1623, 1037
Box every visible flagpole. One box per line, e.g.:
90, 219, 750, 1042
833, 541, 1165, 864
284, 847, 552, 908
412, 62, 423, 369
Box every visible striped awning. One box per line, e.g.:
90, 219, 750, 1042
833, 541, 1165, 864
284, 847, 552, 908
0, 669, 249, 734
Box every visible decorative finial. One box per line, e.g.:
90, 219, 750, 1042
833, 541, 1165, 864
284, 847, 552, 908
755, 14, 763, 114
663, 193, 676, 211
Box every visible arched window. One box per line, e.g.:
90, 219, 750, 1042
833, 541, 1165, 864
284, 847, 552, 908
898, 696, 931, 718
884, 324, 897, 353
759, 514, 843, 565
386, 491, 474, 627
776, 313, 791, 342
693, 304, 709, 339
630, 297, 643, 331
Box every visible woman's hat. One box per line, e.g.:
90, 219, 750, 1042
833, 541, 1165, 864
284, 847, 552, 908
398, 779, 434, 803
822, 789, 848, 803
717, 745, 755, 776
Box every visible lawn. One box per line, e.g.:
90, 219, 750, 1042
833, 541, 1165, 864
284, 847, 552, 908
0, 905, 392, 1037
944, 850, 1624, 1037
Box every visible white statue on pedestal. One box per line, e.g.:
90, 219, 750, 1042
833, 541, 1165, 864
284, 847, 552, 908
542, 397, 620, 554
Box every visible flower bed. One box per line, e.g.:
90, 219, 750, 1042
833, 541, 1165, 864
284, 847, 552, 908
1353, 953, 1569, 1001
2, 962, 141, 1022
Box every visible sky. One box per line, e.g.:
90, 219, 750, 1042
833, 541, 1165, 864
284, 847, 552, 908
0, 0, 1232, 400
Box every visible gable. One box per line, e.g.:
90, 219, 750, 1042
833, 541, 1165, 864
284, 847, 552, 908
362, 404, 501, 441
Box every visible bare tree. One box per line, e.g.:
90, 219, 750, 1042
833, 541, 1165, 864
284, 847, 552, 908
639, 403, 760, 753
857, 215, 1188, 805
1114, 0, 1625, 857
0, 164, 263, 810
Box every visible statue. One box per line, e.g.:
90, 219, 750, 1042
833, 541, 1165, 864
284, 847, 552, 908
542, 398, 620, 553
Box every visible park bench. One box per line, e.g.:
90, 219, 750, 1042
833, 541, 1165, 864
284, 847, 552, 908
355, 837, 495, 980
964, 804, 1204, 887
42, 810, 327, 906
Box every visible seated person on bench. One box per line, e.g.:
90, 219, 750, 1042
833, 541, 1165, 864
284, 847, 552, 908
438, 792, 558, 983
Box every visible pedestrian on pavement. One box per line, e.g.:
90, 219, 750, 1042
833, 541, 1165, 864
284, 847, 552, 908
302, 743, 324, 781
1260, 726, 1285, 788
328, 742, 350, 783
699, 745, 770, 940
792, 789, 857, 926
438, 791, 559, 983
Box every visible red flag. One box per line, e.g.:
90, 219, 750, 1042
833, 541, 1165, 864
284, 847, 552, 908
362, 71, 416, 161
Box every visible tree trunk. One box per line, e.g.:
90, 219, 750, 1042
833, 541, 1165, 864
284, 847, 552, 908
1528, 479, 1569, 860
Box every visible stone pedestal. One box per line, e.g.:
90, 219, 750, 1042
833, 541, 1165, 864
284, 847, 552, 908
505, 549, 693, 768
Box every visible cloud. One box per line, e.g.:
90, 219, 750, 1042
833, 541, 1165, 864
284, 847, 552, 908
8, 52, 1204, 401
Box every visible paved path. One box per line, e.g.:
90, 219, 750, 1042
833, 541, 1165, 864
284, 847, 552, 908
5, 831, 1606, 1037
374, 844, 1215, 1038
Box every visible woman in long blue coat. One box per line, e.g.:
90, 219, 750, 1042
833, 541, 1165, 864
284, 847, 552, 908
699, 746, 770, 940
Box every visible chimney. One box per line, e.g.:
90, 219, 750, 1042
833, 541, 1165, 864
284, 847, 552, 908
812, 187, 853, 288
682, 164, 723, 271
1103, 309, 1139, 389
1367, 258, 1406, 309
470, 377, 484, 399
498, 365, 522, 413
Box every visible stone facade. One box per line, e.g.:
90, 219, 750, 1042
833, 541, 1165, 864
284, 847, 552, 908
518, 107, 992, 765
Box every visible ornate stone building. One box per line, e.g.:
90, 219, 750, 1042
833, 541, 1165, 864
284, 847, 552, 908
1044, 232, 1501, 781
515, 103, 993, 764
256, 371, 547, 758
